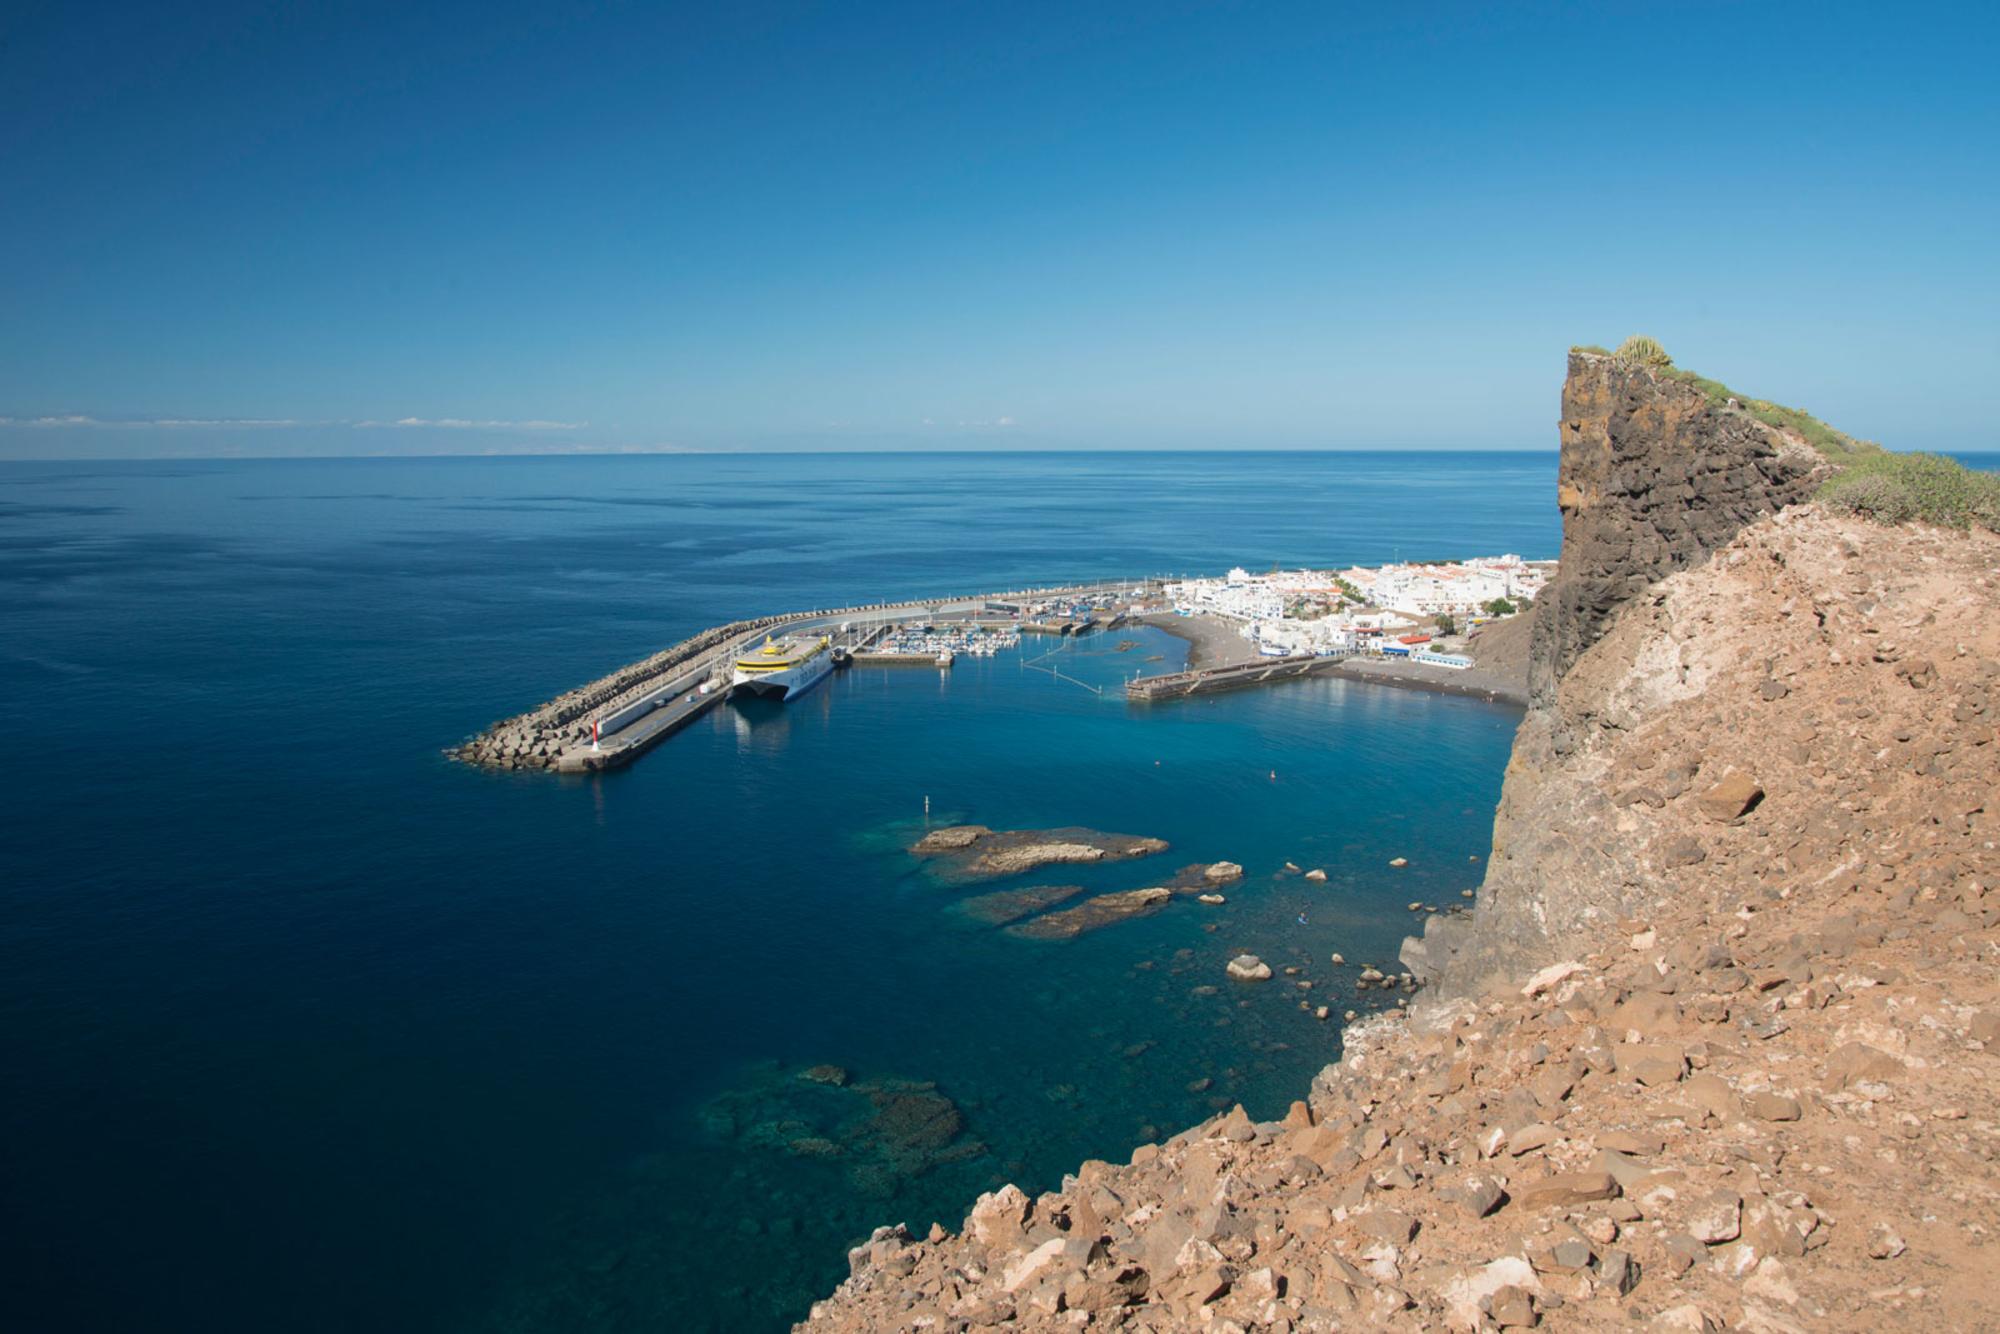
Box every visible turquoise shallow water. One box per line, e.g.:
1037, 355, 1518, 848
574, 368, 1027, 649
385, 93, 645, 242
0, 451, 1556, 1332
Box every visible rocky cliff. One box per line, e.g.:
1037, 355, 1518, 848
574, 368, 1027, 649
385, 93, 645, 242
1403, 351, 1831, 998
1531, 351, 1828, 712
799, 353, 2000, 1332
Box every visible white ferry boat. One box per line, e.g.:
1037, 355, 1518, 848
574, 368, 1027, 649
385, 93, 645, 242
731, 634, 835, 701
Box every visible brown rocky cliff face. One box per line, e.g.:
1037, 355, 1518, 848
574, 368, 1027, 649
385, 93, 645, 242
801, 509, 2000, 1334
1404, 353, 1829, 997
1533, 351, 1824, 720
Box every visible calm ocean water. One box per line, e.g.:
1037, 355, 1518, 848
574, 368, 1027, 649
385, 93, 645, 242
2, 449, 1572, 1331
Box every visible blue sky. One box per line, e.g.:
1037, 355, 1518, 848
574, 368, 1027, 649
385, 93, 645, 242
2, 0, 1995, 457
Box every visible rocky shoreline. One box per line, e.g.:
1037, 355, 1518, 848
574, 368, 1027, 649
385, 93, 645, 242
798, 350, 2000, 1331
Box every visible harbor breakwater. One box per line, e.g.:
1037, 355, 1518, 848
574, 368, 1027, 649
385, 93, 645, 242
449, 581, 1153, 772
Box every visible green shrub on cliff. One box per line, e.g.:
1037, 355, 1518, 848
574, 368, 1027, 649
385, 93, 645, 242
1583, 334, 1881, 461
1614, 335, 1674, 368
1819, 452, 2000, 532
1659, 367, 1879, 461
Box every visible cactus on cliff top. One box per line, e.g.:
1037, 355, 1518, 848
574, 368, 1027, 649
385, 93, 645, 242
1614, 335, 1674, 368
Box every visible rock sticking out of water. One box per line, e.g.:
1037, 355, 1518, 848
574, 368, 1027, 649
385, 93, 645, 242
912, 826, 1170, 880
913, 825, 990, 851
1005, 887, 1173, 940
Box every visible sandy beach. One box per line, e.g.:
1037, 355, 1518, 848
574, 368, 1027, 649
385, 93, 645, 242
1136, 608, 1533, 706
1324, 655, 1528, 707
1134, 611, 1263, 670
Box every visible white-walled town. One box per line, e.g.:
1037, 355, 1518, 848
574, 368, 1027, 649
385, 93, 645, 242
1163, 555, 1554, 664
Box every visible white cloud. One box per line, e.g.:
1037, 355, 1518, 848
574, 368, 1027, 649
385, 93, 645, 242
2, 415, 307, 429
365, 417, 586, 431
2, 413, 583, 431
152, 418, 306, 428
921, 415, 1020, 429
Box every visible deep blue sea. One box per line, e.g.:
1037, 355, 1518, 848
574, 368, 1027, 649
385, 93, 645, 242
2, 450, 1560, 1332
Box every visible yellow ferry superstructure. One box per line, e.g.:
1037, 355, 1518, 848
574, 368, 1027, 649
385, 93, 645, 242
729, 634, 835, 701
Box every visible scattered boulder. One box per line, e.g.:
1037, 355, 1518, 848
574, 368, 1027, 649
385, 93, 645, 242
1826, 1041, 1904, 1088
1513, 1171, 1619, 1210
1520, 961, 1584, 998
1226, 955, 1273, 982
1203, 861, 1244, 883
1694, 769, 1764, 823
1688, 1190, 1742, 1244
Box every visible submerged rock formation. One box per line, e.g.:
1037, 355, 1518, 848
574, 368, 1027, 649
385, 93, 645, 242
1005, 887, 1173, 940
912, 827, 1171, 880
801, 349, 2000, 1331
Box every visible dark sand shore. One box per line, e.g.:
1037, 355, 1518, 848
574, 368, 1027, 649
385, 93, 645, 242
1135, 612, 1263, 670
1324, 656, 1527, 707
1138, 608, 1534, 706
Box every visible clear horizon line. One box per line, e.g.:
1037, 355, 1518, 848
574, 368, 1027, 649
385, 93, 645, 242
0, 444, 1573, 464
3, 444, 1991, 465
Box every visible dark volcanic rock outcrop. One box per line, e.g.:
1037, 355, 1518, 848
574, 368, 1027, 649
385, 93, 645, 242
1405, 351, 1833, 995
1532, 350, 1827, 718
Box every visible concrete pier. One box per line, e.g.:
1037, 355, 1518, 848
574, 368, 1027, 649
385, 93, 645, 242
1124, 651, 1357, 700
